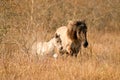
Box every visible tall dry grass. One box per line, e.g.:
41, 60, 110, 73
0, 0, 120, 80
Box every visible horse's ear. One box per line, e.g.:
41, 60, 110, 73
55, 33, 60, 38
68, 20, 74, 26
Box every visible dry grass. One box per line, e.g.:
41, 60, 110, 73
0, 0, 120, 80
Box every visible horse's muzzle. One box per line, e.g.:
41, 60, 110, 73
83, 40, 88, 48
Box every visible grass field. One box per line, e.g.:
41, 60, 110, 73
0, 0, 120, 80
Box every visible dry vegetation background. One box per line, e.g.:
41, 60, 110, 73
0, 0, 120, 80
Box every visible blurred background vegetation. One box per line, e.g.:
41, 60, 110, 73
0, 0, 120, 43
0, 0, 120, 80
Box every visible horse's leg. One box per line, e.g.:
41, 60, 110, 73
70, 49, 74, 56
74, 53, 78, 57
59, 49, 65, 55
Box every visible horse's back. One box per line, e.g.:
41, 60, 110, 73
56, 26, 67, 34
31, 42, 43, 55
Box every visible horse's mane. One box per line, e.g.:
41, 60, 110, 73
67, 20, 86, 41
67, 20, 79, 41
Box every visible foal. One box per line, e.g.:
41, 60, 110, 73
31, 34, 63, 57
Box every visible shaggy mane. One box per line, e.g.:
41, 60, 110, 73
67, 20, 79, 41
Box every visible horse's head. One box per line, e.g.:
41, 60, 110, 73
54, 33, 63, 51
76, 20, 88, 48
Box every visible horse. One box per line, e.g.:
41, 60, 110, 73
55, 20, 88, 57
31, 33, 63, 57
